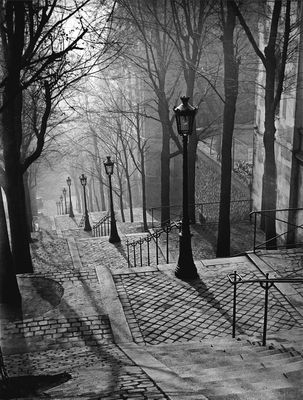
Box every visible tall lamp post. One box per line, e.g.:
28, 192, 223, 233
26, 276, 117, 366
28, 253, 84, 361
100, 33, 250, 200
104, 156, 121, 243
66, 177, 75, 218
60, 195, 64, 216
79, 174, 92, 231
174, 96, 198, 281
62, 187, 68, 214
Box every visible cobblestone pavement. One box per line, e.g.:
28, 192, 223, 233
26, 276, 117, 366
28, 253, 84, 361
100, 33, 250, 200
2, 214, 303, 399
2, 215, 170, 399
257, 249, 303, 297
4, 345, 169, 399
113, 267, 303, 345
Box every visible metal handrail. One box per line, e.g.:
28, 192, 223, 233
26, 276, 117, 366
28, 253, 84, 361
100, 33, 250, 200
250, 207, 303, 251
92, 213, 110, 237
228, 271, 303, 346
78, 215, 85, 228
149, 199, 251, 227
126, 220, 182, 267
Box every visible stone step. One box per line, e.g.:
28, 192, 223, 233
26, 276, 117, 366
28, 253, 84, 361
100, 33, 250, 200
243, 328, 303, 353
171, 356, 303, 379
151, 348, 300, 369
146, 339, 298, 360
195, 373, 293, 397
209, 386, 303, 400
181, 358, 303, 383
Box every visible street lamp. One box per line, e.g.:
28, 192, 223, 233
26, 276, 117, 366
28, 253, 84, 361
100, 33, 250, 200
174, 96, 198, 280
60, 195, 64, 216
79, 174, 92, 231
66, 177, 75, 218
62, 187, 67, 214
104, 156, 121, 243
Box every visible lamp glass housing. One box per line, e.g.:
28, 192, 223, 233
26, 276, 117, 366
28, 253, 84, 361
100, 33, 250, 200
174, 96, 197, 136
63, 187, 66, 195
104, 156, 114, 176
67, 177, 71, 187
79, 174, 87, 186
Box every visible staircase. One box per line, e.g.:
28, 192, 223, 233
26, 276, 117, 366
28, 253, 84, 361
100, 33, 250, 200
144, 329, 303, 399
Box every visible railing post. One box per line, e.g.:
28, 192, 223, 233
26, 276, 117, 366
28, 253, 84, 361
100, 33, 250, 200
232, 271, 237, 338
262, 273, 270, 346
166, 227, 169, 264
155, 234, 159, 265
126, 241, 130, 268
139, 239, 143, 267
132, 243, 137, 268
147, 238, 150, 266
253, 212, 257, 252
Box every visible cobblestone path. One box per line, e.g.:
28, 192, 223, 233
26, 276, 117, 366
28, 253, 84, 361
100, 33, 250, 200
257, 249, 303, 298
2, 216, 170, 399
5, 345, 169, 399
3, 214, 303, 399
113, 267, 303, 346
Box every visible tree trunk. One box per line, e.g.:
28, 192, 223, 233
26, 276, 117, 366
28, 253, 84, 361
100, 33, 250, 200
88, 181, 93, 212
125, 171, 134, 222
216, 2, 239, 257
141, 149, 148, 231
2, 99, 33, 273
117, 176, 125, 222
188, 132, 198, 223
0, 188, 21, 308
261, 41, 278, 249
23, 171, 33, 235
159, 99, 171, 226
1, 2, 33, 273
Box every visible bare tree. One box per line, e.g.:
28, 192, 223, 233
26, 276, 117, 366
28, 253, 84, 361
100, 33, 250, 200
230, 0, 293, 249
0, 0, 118, 273
216, 0, 239, 257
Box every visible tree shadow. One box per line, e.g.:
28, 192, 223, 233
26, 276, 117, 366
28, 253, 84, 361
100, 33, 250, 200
187, 276, 246, 336
112, 241, 129, 264
0, 372, 71, 399
3, 271, 125, 398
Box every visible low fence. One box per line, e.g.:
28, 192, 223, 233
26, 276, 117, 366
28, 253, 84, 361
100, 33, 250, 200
251, 207, 303, 251
149, 199, 251, 227
228, 271, 303, 346
126, 220, 182, 268
92, 214, 110, 237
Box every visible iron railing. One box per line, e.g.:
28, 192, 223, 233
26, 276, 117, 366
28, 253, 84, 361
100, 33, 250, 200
78, 215, 85, 228
149, 199, 251, 228
92, 214, 110, 237
228, 271, 303, 346
126, 220, 182, 268
251, 207, 303, 251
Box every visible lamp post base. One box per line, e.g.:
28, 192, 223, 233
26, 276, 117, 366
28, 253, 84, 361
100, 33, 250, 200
84, 214, 92, 232
109, 235, 121, 244
175, 233, 199, 281
69, 206, 74, 218
109, 221, 120, 243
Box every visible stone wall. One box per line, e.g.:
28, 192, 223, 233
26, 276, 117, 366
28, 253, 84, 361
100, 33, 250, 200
195, 148, 251, 222
195, 148, 250, 203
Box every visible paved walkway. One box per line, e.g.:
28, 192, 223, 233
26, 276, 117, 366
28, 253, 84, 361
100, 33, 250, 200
1, 214, 303, 399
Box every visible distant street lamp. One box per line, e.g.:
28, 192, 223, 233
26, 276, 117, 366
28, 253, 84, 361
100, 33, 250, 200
174, 96, 198, 281
60, 195, 64, 216
104, 156, 120, 243
79, 174, 92, 231
62, 187, 67, 214
66, 177, 75, 218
